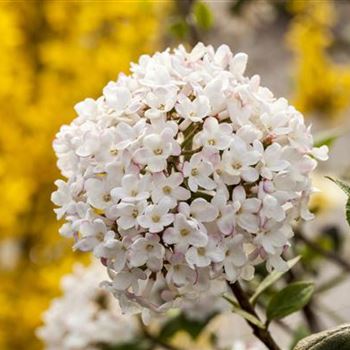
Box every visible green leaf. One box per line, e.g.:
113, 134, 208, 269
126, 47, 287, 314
223, 295, 265, 329
266, 281, 314, 321
313, 129, 340, 148
169, 20, 189, 39
193, 2, 214, 30
159, 312, 215, 341
326, 177, 350, 226
293, 324, 350, 350
250, 256, 301, 305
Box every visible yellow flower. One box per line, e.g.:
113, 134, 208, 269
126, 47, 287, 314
287, 0, 350, 119
0, 2, 167, 349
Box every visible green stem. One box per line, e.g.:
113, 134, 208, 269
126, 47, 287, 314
181, 123, 201, 149
229, 281, 281, 350
295, 230, 350, 272
138, 316, 183, 350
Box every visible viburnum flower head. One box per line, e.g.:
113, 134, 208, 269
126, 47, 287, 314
36, 263, 138, 350
52, 43, 328, 316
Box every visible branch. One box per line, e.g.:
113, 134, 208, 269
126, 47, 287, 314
229, 281, 281, 350
255, 300, 293, 336
175, 0, 200, 46
138, 316, 183, 350
303, 303, 322, 334
315, 272, 348, 294
295, 230, 350, 272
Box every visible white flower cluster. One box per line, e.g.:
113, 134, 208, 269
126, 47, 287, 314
36, 263, 138, 350
52, 43, 327, 315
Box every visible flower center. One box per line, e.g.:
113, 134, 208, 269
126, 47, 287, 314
163, 185, 172, 194
208, 139, 216, 145
103, 194, 111, 202
154, 148, 163, 155
191, 168, 199, 176
97, 232, 104, 241
231, 161, 241, 170
146, 244, 154, 251
152, 215, 161, 223
132, 209, 139, 218
159, 103, 165, 111
131, 190, 138, 197
110, 149, 118, 155
180, 228, 190, 236
197, 247, 206, 256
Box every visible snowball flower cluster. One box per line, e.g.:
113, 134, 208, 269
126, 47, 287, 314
52, 43, 327, 315
36, 263, 138, 350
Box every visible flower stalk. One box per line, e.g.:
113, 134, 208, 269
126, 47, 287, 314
229, 281, 281, 350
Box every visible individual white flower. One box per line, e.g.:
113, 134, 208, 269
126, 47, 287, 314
110, 238, 128, 272
137, 200, 174, 233
129, 234, 165, 270
185, 237, 224, 268
266, 249, 289, 272
151, 172, 190, 208
133, 128, 181, 172
255, 142, 289, 180
85, 177, 117, 211
93, 231, 124, 260
163, 213, 208, 251
232, 186, 261, 234
112, 267, 147, 294
203, 76, 228, 115
51, 180, 74, 219
166, 253, 196, 286
145, 87, 178, 119
255, 221, 292, 255
175, 94, 210, 123
193, 117, 232, 150
103, 82, 140, 115
259, 107, 291, 138
74, 219, 114, 257
179, 198, 218, 223
212, 187, 236, 235
183, 153, 216, 192
113, 119, 147, 151
223, 234, 247, 281
74, 98, 98, 122
230, 52, 248, 78
111, 174, 150, 203
311, 145, 329, 161
112, 200, 146, 230
222, 136, 261, 183
259, 192, 286, 222
140, 61, 175, 88
75, 128, 101, 158
214, 44, 233, 69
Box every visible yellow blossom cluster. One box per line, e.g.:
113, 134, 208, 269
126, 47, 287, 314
287, 0, 350, 119
0, 2, 166, 349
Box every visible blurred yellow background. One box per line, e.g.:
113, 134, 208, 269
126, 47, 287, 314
0, 2, 166, 349
1, 0, 350, 349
